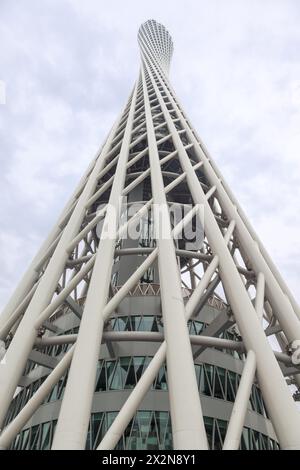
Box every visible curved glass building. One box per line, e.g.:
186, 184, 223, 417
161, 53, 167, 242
5, 303, 278, 449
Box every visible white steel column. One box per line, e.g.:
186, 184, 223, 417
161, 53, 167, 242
141, 67, 208, 449
223, 351, 256, 450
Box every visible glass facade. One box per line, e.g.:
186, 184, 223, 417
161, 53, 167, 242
10, 412, 279, 450
6, 315, 275, 450
6, 355, 268, 427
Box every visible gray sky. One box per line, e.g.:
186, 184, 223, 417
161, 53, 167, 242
0, 0, 299, 310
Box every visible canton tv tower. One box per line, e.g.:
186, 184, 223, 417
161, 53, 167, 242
0, 19, 300, 451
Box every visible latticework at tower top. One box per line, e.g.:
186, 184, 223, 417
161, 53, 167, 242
138, 19, 173, 72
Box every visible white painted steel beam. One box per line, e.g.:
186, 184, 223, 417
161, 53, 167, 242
223, 351, 257, 450
141, 67, 208, 449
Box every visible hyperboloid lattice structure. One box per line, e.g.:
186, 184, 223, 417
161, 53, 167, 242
0, 19, 300, 450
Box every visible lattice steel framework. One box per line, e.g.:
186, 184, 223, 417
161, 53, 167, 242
0, 19, 300, 450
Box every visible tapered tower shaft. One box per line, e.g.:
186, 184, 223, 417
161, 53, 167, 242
0, 19, 300, 451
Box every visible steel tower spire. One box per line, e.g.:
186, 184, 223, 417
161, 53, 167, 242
0, 19, 300, 451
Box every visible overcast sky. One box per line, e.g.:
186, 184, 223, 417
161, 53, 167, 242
0, 0, 299, 310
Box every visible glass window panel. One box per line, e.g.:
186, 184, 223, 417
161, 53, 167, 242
50, 420, 57, 445
57, 377, 66, 400
139, 316, 153, 331
29, 425, 40, 450
242, 428, 250, 450
240, 433, 246, 450
233, 350, 241, 360
22, 428, 30, 450
106, 412, 118, 433
202, 365, 213, 396
155, 365, 167, 390
213, 423, 222, 450
147, 414, 159, 449
95, 363, 107, 391
214, 368, 225, 400
119, 357, 131, 386
95, 361, 102, 383
86, 421, 92, 450
195, 364, 201, 387
12, 431, 20, 450
151, 317, 159, 332
142, 356, 152, 373
141, 267, 154, 283
236, 374, 241, 390
270, 438, 275, 450
255, 387, 264, 415
156, 317, 164, 332
133, 357, 145, 382
198, 365, 205, 394
271, 438, 277, 450
21, 388, 30, 408
125, 358, 136, 389
110, 361, 126, 390
124, 317, 132, 331
131, 316, 141, 331
116, 317, 127, 331
262, 397, 269, 418
111, 271, 118, 287
106, 360, 117, 389
252, 430, 260, 450
48, 383, 59, 402
155, 411, 168, 448
204, 417, 213, 449
261, 434, 268, 450
115, 435, 125, 450
32, 380, 40, 395
92, 413, 104, 449
264, 435, 271, 450
205, 364, 214, 383
163, 414, 172, 450
123, 417, 134, 450
40, 422, 51, 450
226, 371, 237, 402
248, 429, 255, 450
249, 387, 256, 411
137, 411, 151, 446
13, 433, 21, 450
214, 419, 227, 450
188, 321, 196, 335
195, 321, 205, 334
127, 415, 141, 450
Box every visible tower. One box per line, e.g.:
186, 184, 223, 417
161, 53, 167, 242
0, 18, 300, 450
